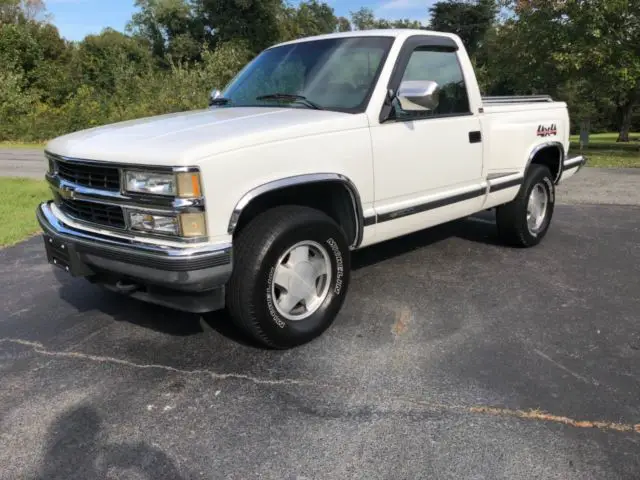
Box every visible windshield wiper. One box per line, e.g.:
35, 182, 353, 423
256, 93, 322, 110
209, 97, 231, 106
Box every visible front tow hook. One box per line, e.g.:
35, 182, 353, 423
114, 280, 141, 294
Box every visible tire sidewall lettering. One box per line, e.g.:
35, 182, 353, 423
266, 266, 286, 329
325, 237, 344, 295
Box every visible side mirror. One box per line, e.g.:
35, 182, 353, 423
209, 89, 223, 106
396, 80, 440, 112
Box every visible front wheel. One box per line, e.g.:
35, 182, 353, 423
226, 205, 351, 349
496, 164, 555, 247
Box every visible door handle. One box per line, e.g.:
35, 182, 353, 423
469, 131, 482, 143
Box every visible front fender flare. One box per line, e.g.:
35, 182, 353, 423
227, 173, 365, 248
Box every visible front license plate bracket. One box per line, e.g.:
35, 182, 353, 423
43, 234, 93, 277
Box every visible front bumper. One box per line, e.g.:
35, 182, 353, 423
37, 201, 232, 312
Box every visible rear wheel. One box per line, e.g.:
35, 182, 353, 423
226, 205, 350, 349
496, 164, 555, 247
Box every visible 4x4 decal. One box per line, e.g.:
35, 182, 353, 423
537, 124, 557, 137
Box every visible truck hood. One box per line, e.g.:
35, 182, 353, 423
46, 107, 369, 166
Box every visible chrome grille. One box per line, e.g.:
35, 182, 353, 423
55, 159, 120, 191
58, 198, 126, 229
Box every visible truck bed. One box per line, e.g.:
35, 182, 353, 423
482, 95, 553, 105
482, 95, 567, 115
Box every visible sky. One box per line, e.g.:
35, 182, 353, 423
46, 0, 434, 42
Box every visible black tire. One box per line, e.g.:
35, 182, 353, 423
226, 205, 351, 349
496, 164, 555, 247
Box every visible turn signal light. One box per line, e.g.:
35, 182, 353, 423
179, 212, 207, 237
177, 172, 202, 198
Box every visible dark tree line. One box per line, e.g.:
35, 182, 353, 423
1, 0, 638, 142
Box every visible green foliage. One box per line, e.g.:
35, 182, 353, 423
72, 28, 154, 94
199, 38, 254, 88
495, 0, 640, 140
0, 0, 260, 142
281, 0, 338, 40
0, 68, 37, 140
349, 7, 424, 30
429, 0, 497, 58
0, 19, 73, 107
0, 0, 47, 24
198, 0, 283, 53
337, 16, 351, 32
350, 7, 378, 30
0, 0, 639, 144
0, 37, 254, 142
127, 0, 204, 63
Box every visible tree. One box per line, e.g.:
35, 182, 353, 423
350, 7, 424, 30
502, 0, 640, 141
127, 0, 204, 63
0, 11, 73, 105
294, 0, 338, 36
280, 0, 339, 40
337, 16, 351, 32
73, 28, 154, 93
428, 0, 497, 58
198, 0, 282, 53
390, 18, 424, 29
350, 7, 378, 30
0, 0, 47, 24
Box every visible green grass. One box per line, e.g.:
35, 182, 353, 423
0, 178, 51, 247
572, 149, 640, 168
569, 132, 640, 152
568, 131, 640, 166
0, 141, 45, 149
569, 132, 640, 143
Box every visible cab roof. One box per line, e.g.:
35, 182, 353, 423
271, 29, 461, 49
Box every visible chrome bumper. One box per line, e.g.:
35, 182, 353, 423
37, 201, 232, 312
559, 155, 587, 183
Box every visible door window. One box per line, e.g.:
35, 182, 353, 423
393, 48, 470, 120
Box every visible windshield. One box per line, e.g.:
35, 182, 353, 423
221, 37, 394, 113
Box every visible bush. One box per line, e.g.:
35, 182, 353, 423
0, 40, 253, 142
0, 68, 38, 140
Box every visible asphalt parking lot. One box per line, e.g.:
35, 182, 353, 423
1, 197, 639, 479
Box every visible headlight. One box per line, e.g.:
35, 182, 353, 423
125, 171, 176, 196
124, 170, 201, 198
128, 211, 207, 237
129, 212, 179, 235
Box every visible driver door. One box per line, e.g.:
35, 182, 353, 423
369, 40, 484, 242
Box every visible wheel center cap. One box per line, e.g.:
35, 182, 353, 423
289, 262, 315, 297
288, 262, 315, 298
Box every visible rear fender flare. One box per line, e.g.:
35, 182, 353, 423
525, 141, 565, 183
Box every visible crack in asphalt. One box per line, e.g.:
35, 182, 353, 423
467, 405, 640, 434
398, 399, 640, 435
533, 348, 597, 386
0, 338, 315, 387
2, 338, 639, 435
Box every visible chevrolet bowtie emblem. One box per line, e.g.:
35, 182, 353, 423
59, 186, 75, 200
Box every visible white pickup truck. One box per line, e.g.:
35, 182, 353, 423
37, 29, 586, 348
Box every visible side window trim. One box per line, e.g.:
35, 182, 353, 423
379, 35, 471, 123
